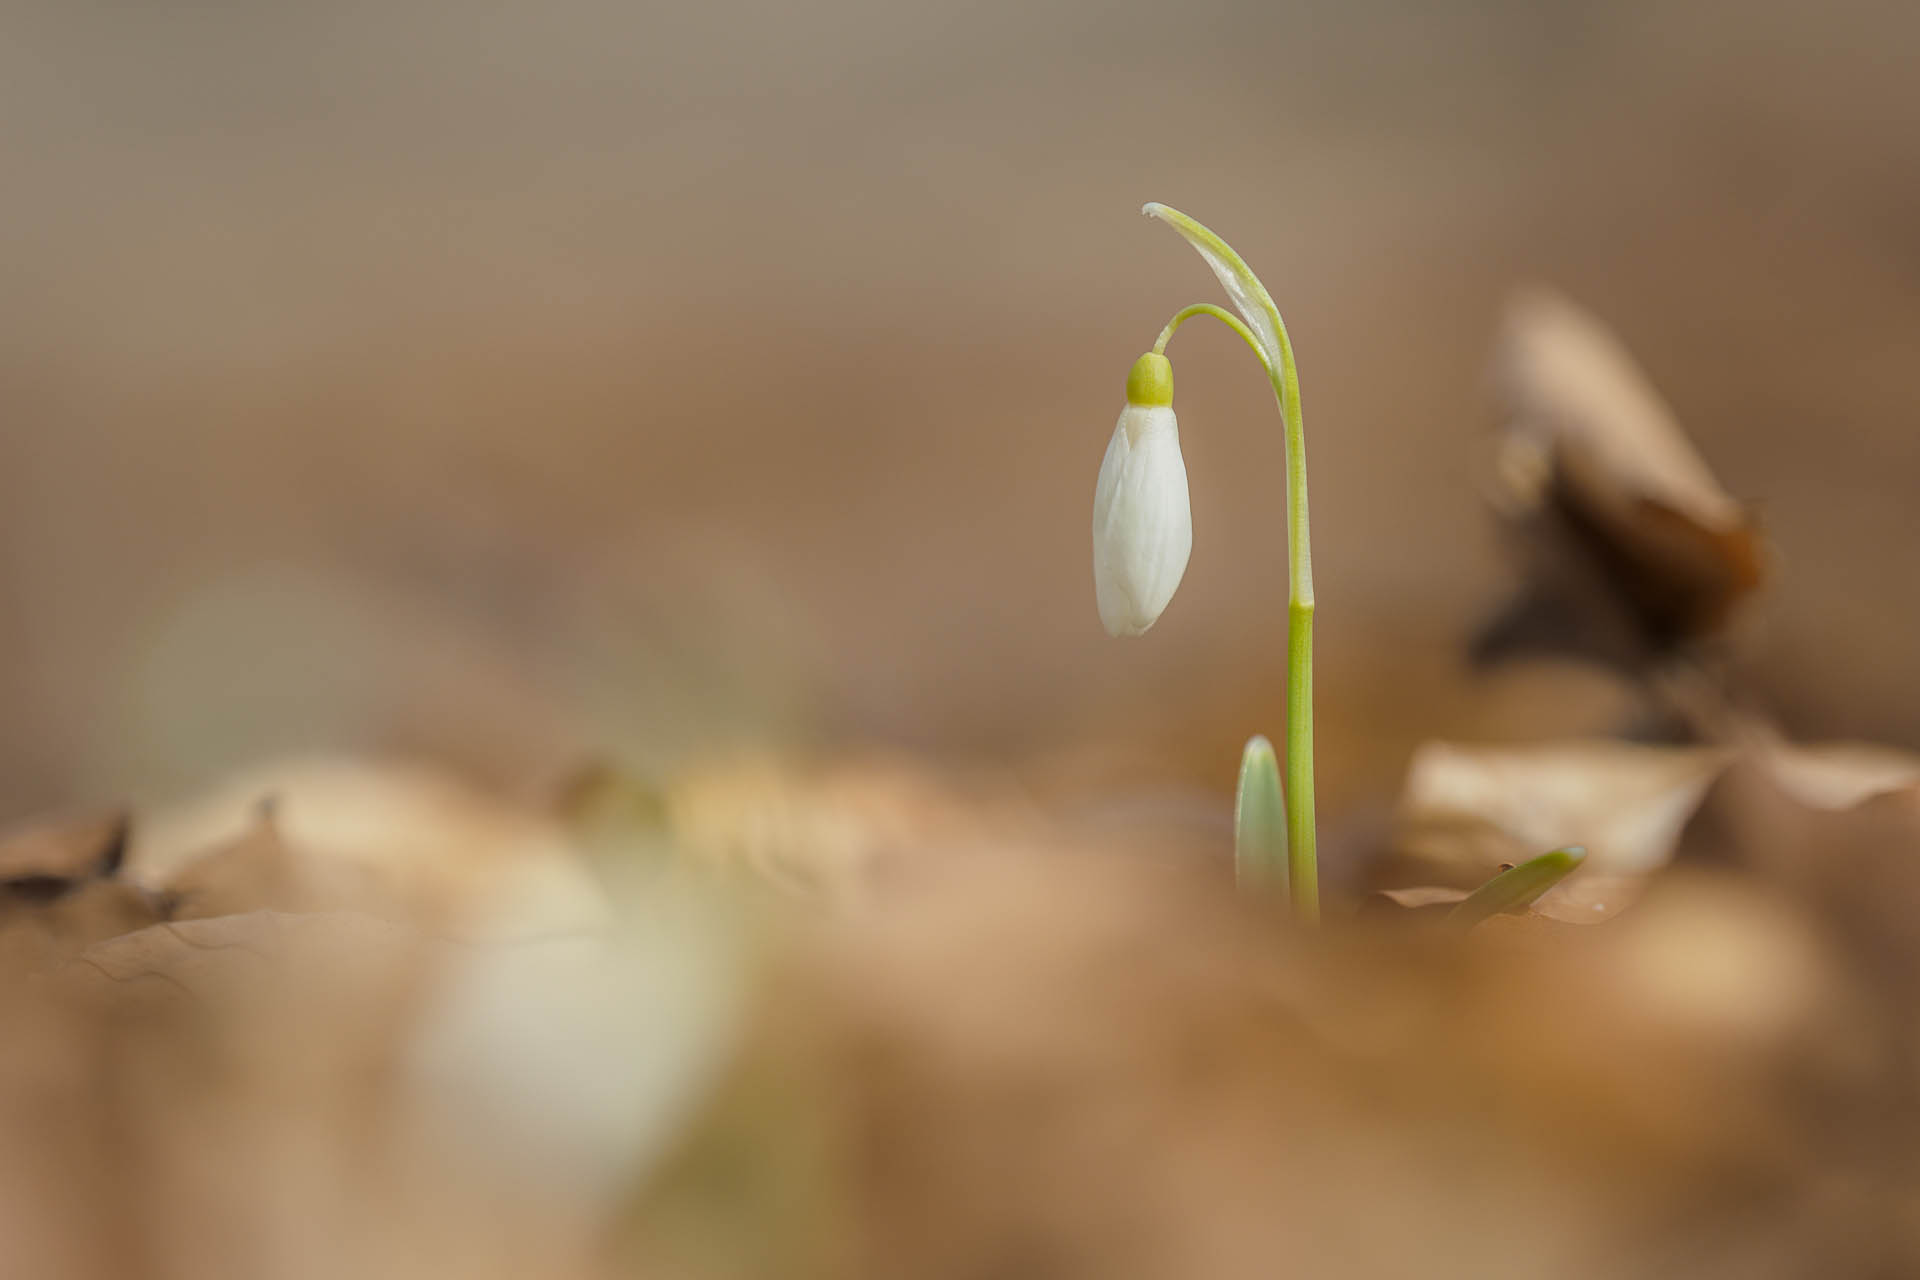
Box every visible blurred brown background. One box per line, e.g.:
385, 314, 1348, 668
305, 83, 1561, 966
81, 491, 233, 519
3, 0, 1917, 822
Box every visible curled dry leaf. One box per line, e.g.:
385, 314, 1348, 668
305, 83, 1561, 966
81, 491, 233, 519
0, 810, 129, 893
1391, 738, 1727, 883
1386, 734, 1920, 928
160, 807, 382, 922
1371, 884, 1470, 914
0, 811, 160, 971
131, 756, 605, 939
1760, 739, 1920, 811
1477, 288, 1766, 671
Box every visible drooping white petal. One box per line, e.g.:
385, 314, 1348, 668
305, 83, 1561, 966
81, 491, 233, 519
1093, 404, 1192, 636
1142, 202, 1285, 376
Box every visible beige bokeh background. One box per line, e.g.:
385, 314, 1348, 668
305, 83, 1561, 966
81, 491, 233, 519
2, 0, 1917, 820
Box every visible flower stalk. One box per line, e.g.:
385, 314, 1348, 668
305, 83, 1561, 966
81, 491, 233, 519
1140, 204, 1318, 922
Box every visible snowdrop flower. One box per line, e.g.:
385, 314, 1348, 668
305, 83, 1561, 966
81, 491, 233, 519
1094, 202, 1324, 920
1093, 352, 1191, 636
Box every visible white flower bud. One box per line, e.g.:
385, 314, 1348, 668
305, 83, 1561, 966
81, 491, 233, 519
1093, 353, 1192, 636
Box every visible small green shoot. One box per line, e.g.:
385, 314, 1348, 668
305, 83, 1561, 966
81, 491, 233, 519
1234, 735, 1287, 894
1447, 846, 1588, 930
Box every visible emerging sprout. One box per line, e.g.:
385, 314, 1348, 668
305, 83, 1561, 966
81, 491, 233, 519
1092, 353, 1192, 637
1234, 734, 1287, 892
1096, 203, 1320, 921
1448, 846, 1588, 929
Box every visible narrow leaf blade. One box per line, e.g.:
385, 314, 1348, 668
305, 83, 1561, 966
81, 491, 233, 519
1234, 735, 1289, 893
1143, 202, 1286, 375
1448, 845, 1588, 930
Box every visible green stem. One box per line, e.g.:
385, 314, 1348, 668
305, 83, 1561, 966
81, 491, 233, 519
1152, 270, 1317, 923
1154, 304, 1264, 361
1277, 343, 1315, 925
1286, 599, 1316, 922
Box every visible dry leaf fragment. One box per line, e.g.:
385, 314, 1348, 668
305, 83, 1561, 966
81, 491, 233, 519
1528, 869, 1642, 924
0, 811, 129, 897
1370, 885, 1471, 914
1760, 740, 1920, 811
1389, 733, 1920, 930
1391, 739, 1728, 887
0, 812, 160, 971
1477, 289, 1766, 670
65, 909, 421, 1003
131, 756, 606, 939
161, 807, 380, 921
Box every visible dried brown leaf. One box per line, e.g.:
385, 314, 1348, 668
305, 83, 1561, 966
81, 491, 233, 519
1761, 740, 1920, 811
160, 808, 379, 921
1371, 885, 1470, 911
1477, 289, 1766, 670
0, 812, 159, 973
0, 810, 128, 892
1391, 738, 1728, 887
1390, 733, 1920, 927
131, 757, 604, 939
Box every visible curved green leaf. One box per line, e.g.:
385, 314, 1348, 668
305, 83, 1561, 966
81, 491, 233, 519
1448, 846, 1588, 930
1143, 202, 1288, 377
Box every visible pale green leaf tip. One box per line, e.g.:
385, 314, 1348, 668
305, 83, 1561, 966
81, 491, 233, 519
1141, 201, 1184, 229
1234, 734, 1287, 892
